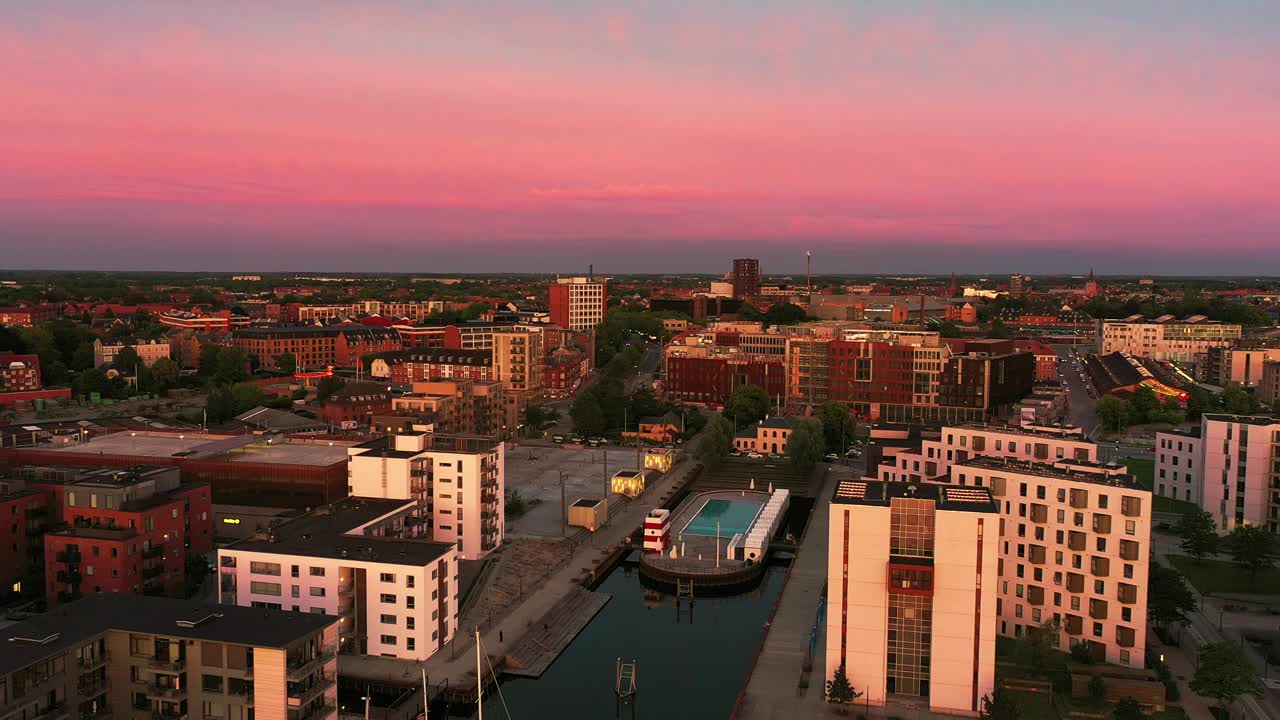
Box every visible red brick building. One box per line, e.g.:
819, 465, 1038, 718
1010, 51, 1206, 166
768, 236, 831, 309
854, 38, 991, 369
0, 304, 58, 327
0, 486, 50, 603
157, 309, 251, 332
828, 341, 916, 407
663, 355, 785, 406
381, 349, 495, 385
1014, 339, 1059, 382
29, 465, 213, 606
318, 382, 393, 427
0, 353, 42, 391
545, 346, 590, 398
231, 326, 402, 369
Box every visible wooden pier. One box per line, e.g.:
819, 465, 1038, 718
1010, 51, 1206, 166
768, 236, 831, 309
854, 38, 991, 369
504, 587, 611, 678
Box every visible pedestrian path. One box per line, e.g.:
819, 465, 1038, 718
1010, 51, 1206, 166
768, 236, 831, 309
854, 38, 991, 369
505, 587, 611, 678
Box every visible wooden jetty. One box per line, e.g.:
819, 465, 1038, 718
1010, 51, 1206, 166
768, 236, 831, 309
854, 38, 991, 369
504, 587, 611, 678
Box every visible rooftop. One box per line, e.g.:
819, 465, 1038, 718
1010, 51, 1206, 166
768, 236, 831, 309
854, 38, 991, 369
955, 456, 1146, 491
951, 422, 1087, 441
832, 479, 998, 513
1, 593, 335, 675
226, 497, 454, 566
1202, 414, 1280, 427
48, 432, 351, 467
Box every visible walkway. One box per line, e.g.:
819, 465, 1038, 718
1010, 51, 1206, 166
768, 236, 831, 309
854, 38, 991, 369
505, 587, 611, 678
735, 467, 840, 719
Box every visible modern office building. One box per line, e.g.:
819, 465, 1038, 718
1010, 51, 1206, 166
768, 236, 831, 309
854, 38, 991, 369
549, 277, 607, 332
956, 457, 1151, 668
347, 433, 504, 560
1199, 414, 1280, 531
1097, 315, 1242, 365
826, 480, 999, 716
0, 593, 338, 720
732, 258, 761, 299
217, 496, 459, 662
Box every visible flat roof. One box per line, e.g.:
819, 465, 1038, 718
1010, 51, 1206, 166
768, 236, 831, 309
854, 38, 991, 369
1202, 414, 1280, 427
832, 479, 998, 513
951, 422, 1087, 441
1, 593, 335, 675
955, 456, 1146, 491
226, 497, 454, 566
50, 433, 351, 467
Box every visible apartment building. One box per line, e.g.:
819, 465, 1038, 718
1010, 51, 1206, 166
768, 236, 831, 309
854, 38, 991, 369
32, 465, 214, 606
93, 337, 172, 369
217, 496, 459, 661
1154, 427, 1202, 505
549, 277, 606, 332
876, 423, 1096, 484
493, 326, 545, 430
826, 480, 999, 716
230, 326, 402, 370
0, 353, 42, 392
0, 304, 59, 327
1202, 341, 1280, 387
347, 433, 504, 560
956, 457, 1150, 667
157, 309, 251, 332
0, 482, 50, 603
1262, 361, 1280, 408
1199, 414, 1280, 531
0, 593, 338, 720
662, 344, 786, 406
732, 258, 761, 299
391, 380, 506, 437
1098, 315, 1242, 365
374, 349, 494, 384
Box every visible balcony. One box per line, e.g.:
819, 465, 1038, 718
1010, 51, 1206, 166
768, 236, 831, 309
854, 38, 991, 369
1116, 626, 1136, 648
1091, 557, 1110, 578
1064, 614, 1084, 635
1119, 540, 1140, 561
56, 551, 82, 564
286, 650, 336, 681
58, 590, 82, 604
1121, 496, 1143, 518
1069, 489, 1089, 509
142, 546, 164, 559
78, 651, 110, 670
32, 703, 68, 720
147, 656, 186, 672
296, 703, 337, 720
151, 711, 187, 720
1066, 573, 1085, 593
1067, 532, 1086, 551
1029, 504, 1048, 523
1089, 598, 1109, 620
57, 570, 82, 584
1091, 514, 1112, 534
1027, 545, 1047, 565
145, 685, 187, 702
1026, 585, 1045, 606
287, 675, 336, 707
1118, 583, 1138, 604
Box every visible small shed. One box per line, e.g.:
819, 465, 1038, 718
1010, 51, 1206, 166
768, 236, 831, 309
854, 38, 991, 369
568, 497, 608, 531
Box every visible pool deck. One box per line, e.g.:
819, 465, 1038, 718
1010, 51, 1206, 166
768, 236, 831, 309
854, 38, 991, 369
639, 489, 772, 587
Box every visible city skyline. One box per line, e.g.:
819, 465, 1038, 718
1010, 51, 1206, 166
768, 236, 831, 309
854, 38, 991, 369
3, 1, 1278, 274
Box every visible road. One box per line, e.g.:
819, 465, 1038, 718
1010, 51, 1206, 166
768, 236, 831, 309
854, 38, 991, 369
1053, 343, 1100, 433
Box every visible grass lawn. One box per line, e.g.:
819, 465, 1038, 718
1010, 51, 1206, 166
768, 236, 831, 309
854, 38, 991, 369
1123, 457, 1200, 517
1168, 554, 1280, 595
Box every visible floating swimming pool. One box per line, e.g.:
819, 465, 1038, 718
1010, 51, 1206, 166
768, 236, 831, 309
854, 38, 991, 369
683, 498, 764, 537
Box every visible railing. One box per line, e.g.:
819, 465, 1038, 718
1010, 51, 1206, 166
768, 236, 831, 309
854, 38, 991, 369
146, 656, 185, 672
295, 703, 336, 720
78, 651, 110, 669
287, 675, 336, 706
144, 685, 187, 702
286, 650, 336, 680
56, 551, 82, 564
150, 711, 187, 720
32, 704, 68, 720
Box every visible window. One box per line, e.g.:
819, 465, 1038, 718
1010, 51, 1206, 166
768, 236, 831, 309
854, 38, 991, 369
380, 573, 396, 583
250, 562, 281, 576
291, 586, 300, 598
407, 638, 415, 651
291, 565, 299, 578
309, 567, 325, 577
1092, 622, 1103, 637
250, 581, 282, 596
202, 674, 224, 693
380, 635, 397, 645
309, 587, 326, 597
380, 594, 397, 604
407, 597, 415, 609
406, 576, 415, 589
407, 617, 415, 630
380, 614, 397, 625
1125, 520, 1136, 536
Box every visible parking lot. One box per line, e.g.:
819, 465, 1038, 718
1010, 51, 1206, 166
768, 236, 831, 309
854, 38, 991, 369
503, 442, 659, 538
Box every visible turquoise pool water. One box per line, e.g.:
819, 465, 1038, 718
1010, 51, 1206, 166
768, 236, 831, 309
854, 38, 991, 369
683, 498, 763, 537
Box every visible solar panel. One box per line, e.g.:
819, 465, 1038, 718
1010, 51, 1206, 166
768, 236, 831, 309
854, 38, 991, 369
943, 487, 992, 504
836, 481, 868, 499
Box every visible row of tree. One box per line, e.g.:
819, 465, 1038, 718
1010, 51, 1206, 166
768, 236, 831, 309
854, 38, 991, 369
1095, 387, 1185, 431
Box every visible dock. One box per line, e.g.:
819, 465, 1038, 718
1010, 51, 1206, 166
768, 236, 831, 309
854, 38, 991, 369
504, 587, 612, 678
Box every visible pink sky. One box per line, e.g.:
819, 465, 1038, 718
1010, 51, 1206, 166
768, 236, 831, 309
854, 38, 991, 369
2, 2, 1278, 273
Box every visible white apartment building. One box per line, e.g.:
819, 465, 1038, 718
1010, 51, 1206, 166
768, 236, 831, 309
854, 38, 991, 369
827, 480, 999, 716
1199, 414, 1280, 532
217, 497, 460, 662
348, 433, 505, 559
1097, 315, 1241, 365
956, 457, 1151, 668
876, 423, 1096, 484
1154, 427, 1202, 505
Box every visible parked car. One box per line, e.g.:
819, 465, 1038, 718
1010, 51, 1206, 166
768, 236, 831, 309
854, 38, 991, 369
552, 434, 566, 444
570, 434, 585, 444
824, 453, 840, 462
747, 451, 763, 459
731, 450, 743, 457
767, 452, 783, 461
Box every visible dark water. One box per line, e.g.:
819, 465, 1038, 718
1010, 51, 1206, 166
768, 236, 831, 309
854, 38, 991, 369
465, 562, 786, 719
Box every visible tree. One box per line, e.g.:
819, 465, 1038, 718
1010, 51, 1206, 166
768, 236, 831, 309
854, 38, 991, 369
818, 401, 856, 454
149, 357, 180, 393
725, 383, 770, 428
786, 419, 825, 476
979, 686, 1020, 720
1096, 394, 1130, 432
694, 412, 734, 468
1155, 397, 1185, 425
273, 353, 297, 375
1222, 383, 1256, 416
569, 393, 606, 435
1015, 618, 1061, 673
1113, 696, 1145, 720
112, 345, 142, 373
985, 319, 1012, 339
825, 661, 861, 705
1191, 641, 1264, 715
213, 347, 248, 385
937, 320, 963, 337
1186, 386, 1217, 421
1176, 509, 1219, 562
764, 302, 807, 325
1225, 524, 1277, 586
316, 375, 346, 403
1129, 386, 1160, 424
1147, 563, 1198, 633
1087, 675, 1106, 704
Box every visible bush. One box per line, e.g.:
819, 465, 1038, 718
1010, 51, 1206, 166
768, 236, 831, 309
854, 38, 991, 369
1070, 642, 1094, 664
1164, 679, 1180, 701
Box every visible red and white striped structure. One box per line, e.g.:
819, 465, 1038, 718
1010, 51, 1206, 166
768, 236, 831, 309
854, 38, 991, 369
642, 508, 671, 553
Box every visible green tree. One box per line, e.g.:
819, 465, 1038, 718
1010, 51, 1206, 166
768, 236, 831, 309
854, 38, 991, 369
694, 412, 734, 468
1096, 394, 1130, 432
1087, 675, 1106, 704
735, 303, 763, 321
1129, 386, 1159, 424
149, 357, 180, 393
986, 319, 1012, 339
316, 375, 346, 403
230, 383, 266, 413
273, 353, 297, 375
725, 383, 770, 428
1222, 383, 1256, 416
213, 347, 249, 385
1015, 618, 1061, 673
1176, 509, 1219, 562
764, 302, 807, 325
1112, 697, 1144, 720
569, 393, 606, 435
112, 345, 142, 373
73, 368, 114, 398
937, 320, 963, 337
1191, 641, 1264, 715
1147, 563, 1198, 633
1156, 396, 1185, 425
1186, 386, 1216, 421
1226, 524, 1277, 586
979, 686, 1020, 720
197, 344, 222, 376
818, 401, 856, 454
825, 661, 861, 705
786, 418, 825, 476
